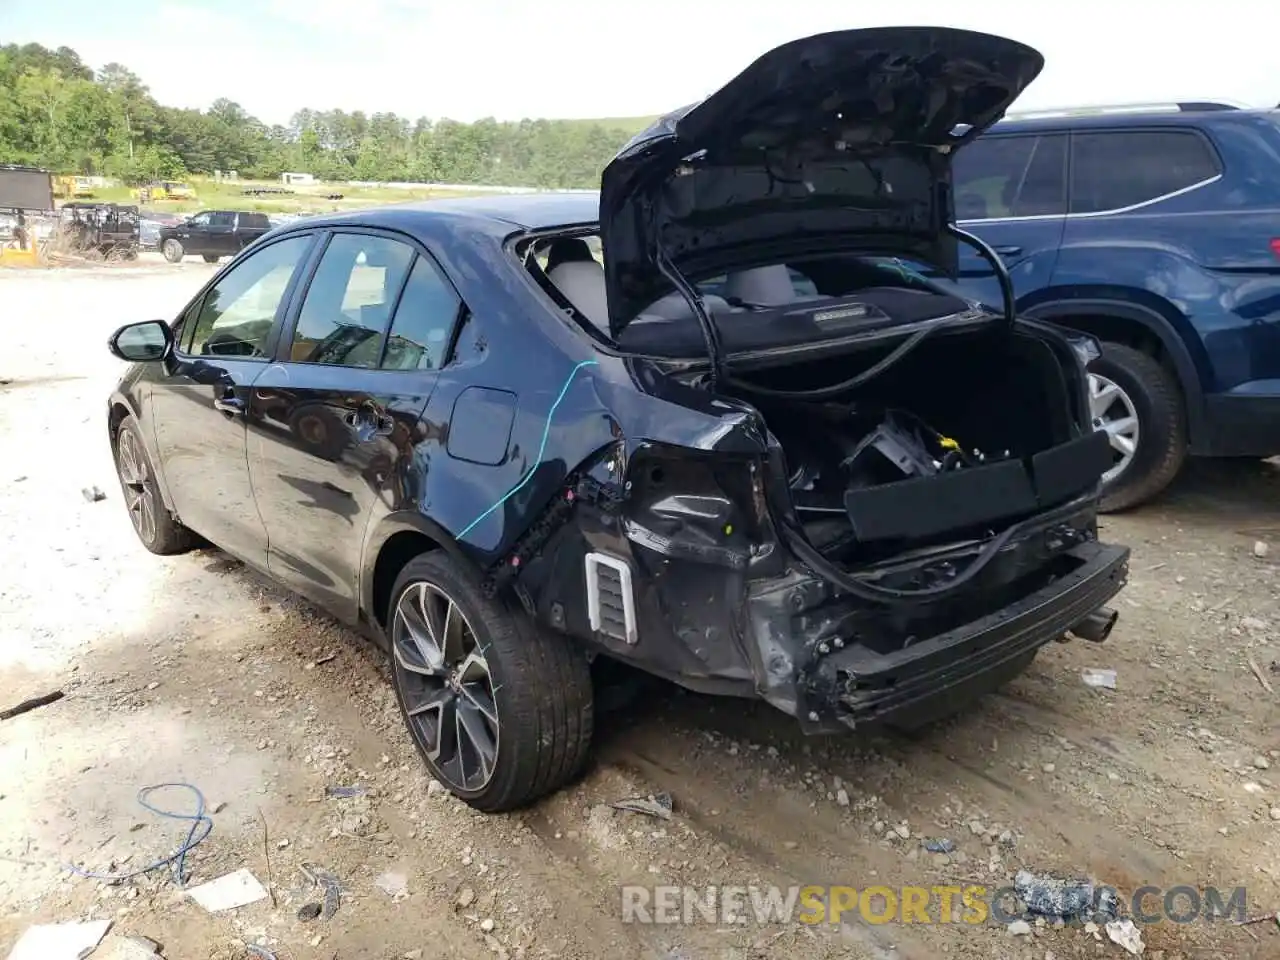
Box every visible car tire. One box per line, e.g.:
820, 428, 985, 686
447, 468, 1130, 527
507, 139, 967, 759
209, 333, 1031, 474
1089, 342, 1187, 513
388, 552, 594, 812
162, 239, 184, 263
113, 415, 196, 555
202, 254, 220, 263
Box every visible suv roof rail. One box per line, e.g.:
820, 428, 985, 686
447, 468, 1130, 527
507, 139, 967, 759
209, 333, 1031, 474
1003, 100, 1246, 121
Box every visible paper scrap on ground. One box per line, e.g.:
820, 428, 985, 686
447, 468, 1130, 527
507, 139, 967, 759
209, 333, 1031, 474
374, 871, 409, 900
187, 868, 269, 912
1082, 668, 1117, 689
5, 918, 112, 960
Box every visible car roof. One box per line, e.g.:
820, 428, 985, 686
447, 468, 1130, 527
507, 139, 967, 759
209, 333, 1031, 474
294, 192, 601, 234
990, 106, 1279, 135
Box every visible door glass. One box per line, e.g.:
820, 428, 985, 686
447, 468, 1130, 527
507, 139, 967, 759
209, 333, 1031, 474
380, 254, 463, 371
290, 234, 415, 367
1070, 130, 1221, 214
1011, 135, 1068, 216
189, 212, 212, 227
186, 235, 312, 358
953, 136, 1036, 219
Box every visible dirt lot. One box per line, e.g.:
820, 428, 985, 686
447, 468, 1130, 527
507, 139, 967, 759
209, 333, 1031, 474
1, 262, 1278, 960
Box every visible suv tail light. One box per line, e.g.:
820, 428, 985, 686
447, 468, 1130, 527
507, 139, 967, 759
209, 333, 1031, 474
1270, 238, 1280, 260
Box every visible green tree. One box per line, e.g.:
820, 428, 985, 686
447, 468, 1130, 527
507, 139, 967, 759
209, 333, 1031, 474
0, 41, 647, 187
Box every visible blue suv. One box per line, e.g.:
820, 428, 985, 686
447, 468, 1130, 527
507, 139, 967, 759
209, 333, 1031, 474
949, 102, 1280, 510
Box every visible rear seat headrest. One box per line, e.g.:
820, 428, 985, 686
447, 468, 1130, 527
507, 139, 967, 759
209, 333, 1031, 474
723, 265, 796, 306
547, 260, 609, 333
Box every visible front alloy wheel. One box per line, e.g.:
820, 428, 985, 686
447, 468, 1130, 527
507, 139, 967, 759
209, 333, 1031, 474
392, 581, 499, 793
117, 425, 157, 544
113, 415, 195, 555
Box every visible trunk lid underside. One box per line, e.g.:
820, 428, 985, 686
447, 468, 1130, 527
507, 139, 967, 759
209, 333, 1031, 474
599, 26, 1045, 336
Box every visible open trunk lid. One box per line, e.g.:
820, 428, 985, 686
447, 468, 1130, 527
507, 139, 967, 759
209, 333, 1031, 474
599, 26, 1044, 338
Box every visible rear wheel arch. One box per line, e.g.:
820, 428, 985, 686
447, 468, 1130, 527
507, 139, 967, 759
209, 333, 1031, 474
1020, 298, 1207, 447
363, 514, 482, 635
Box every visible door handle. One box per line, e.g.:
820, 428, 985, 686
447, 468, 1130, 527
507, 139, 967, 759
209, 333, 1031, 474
993, 245, 1023, 256
213, 389, 244, 416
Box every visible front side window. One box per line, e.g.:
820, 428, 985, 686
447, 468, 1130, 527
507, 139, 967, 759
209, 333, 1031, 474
1070, 130, 1220, 214
210, 212, 236, 227
289, 233, 415, 367
185, 235, 312, 358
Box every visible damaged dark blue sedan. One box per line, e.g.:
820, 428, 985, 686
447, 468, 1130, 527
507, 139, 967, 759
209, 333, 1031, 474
105, 26, 1130, 811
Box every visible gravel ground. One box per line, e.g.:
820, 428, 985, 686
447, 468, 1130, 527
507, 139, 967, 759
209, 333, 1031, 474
1, 261, 1279, 960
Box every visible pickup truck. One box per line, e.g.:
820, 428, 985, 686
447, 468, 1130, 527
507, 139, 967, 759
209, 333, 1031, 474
159, 210, 272, 263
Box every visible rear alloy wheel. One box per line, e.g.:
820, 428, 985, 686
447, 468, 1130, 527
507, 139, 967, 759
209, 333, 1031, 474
1088, 342, 1187, 512
114, 415, 195, 555
388, 552, 594, 811
162, 239, 184, 263
1090, 371, 1140, 484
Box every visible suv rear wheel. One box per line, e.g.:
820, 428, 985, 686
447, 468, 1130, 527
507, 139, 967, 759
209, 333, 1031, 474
388, 552, 594, 812
162, 239, 184, 263
1089, 342, 1187, 512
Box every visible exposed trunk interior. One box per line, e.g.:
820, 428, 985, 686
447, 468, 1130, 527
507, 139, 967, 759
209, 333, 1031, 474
721, 326, 1095, 565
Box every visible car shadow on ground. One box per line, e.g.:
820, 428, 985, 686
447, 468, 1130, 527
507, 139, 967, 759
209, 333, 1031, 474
1140, 456, 1280, 530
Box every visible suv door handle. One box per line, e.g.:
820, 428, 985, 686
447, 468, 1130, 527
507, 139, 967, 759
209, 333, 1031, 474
213, 389, 244, 416
994, 245, 1023, 256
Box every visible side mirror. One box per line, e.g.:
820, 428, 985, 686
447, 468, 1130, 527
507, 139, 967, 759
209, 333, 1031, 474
109, 320, 173, 362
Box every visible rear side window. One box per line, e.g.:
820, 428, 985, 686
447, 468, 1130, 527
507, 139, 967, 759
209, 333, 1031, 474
1070, 130, 1220, 214
953, 135, 1067, 219
290, 234, 415, 367
380, 255, 462, 371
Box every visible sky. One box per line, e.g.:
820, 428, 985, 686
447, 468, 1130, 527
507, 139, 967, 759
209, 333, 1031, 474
2, 0, 1276, 126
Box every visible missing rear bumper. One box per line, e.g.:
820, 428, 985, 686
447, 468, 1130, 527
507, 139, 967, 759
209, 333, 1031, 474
746, 539, 1129, 734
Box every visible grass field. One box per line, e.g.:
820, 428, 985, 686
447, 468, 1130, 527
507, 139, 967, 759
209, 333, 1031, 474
84, 177, 495, 215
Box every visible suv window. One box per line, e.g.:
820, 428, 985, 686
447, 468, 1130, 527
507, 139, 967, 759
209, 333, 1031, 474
953, 135, 1068, 219
240, 213, 270, 229
184, 235, 312, 358
290, 233, 415, 367
381, 254, 463, 370
1070, 130, 1220, 214
188, 212, 212, 227
209, 212, 236, 227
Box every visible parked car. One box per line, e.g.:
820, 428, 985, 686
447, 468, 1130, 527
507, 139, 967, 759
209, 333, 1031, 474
105, 26, 1130, 812
159, 210, 272, 263
947, 102, 1280, 510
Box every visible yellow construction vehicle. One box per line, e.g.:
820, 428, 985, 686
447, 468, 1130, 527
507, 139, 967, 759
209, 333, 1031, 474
52, 175, 96, 199
134, 180, 197, 203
